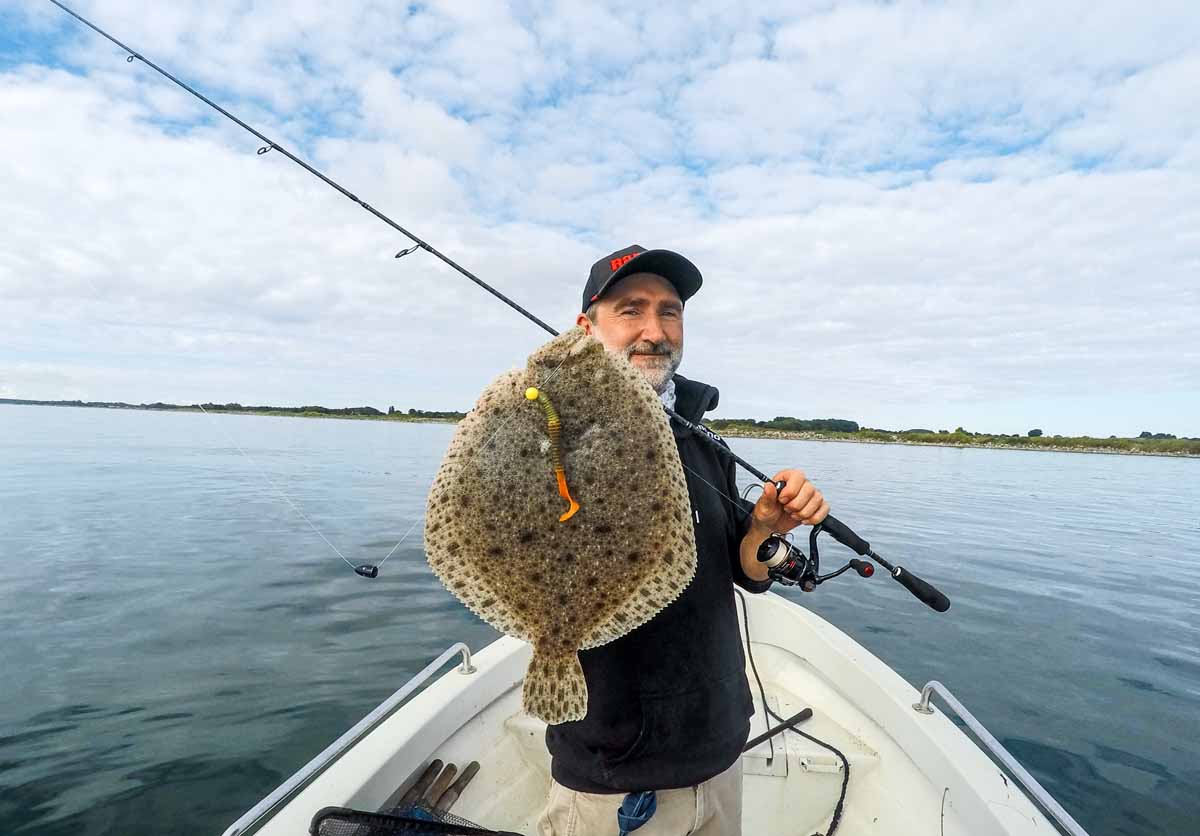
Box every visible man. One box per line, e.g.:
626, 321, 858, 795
536, 245, 829, 836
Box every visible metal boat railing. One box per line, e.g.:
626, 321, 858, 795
221, 642, 477, 836
913, 680, 1090, 836
223, 644, 1090, 836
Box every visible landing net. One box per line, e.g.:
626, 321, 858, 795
310, 804, 520, 836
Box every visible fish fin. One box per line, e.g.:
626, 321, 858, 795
456, 589, 531, 641
579, 598, 639, 649
522, 648, 588, 724
580, 550, 698, 650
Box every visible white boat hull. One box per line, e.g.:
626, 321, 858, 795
229, 592, 1069, 835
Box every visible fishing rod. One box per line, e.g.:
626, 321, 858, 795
48, 0, 950, 611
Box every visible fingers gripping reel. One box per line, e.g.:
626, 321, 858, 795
525, 387, 580, 522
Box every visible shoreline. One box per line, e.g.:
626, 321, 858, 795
712, 427, 1200, 459
0, 399, 459, 424
4, 399, 1195, 458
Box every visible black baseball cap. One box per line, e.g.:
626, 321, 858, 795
581, 245, 703, 313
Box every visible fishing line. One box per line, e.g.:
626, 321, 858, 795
374, 517, 421, 570
47, 0, 952, 612
41, 17, 932, 832
44, 0, 778, 487
46, 0, 642, 578
679, 460, 787, 531
196, 403, 360, 572
374, 347, 575, 572
191, 341, 573, 578
45, 0, 574, 576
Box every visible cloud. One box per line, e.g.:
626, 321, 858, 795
0, 0, 1197, 436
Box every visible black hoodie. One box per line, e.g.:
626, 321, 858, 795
544, 374, 772, 793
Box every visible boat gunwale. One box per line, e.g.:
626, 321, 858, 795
914, 681, 1090, 836
220, 642, 476, 836
226, 593, 1084, 836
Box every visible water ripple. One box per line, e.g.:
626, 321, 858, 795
1, 407, 1197, 835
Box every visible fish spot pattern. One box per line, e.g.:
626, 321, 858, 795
424, 327, 697, 724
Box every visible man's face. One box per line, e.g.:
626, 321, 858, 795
576, 272, 684, 394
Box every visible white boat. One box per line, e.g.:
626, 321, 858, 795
222, 591, 1089, 836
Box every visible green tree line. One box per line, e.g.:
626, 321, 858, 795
703, 415, 1199, 455
706, 417, 860, 433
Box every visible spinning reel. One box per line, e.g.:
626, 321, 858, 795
756, 524, 874, 591
755, 515, 949, 611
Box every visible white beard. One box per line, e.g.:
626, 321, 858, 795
624, 342, 682, 395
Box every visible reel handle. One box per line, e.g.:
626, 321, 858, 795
848, 558, 874, 578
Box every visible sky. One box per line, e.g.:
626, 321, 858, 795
1, 1, 1197, 438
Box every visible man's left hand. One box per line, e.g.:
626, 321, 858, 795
750, 469, 830, 535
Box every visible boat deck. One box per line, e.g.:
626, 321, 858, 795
421, 649, 945, 834
245, 594, 1052, 836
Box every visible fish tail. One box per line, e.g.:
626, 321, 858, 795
522, 647, 588, 724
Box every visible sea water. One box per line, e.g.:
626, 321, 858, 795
2, 404, 1197, 835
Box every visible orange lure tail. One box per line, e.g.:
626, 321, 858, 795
526, 387, 581, 522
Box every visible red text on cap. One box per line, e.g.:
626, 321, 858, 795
609, 252, 641, 272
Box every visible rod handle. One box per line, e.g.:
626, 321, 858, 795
892, 566, 951, 612
820, 515, 871, 556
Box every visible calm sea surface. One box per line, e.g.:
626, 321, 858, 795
2, 404, 1198, 836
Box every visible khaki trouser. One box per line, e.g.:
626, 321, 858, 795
535, 759, 743, 836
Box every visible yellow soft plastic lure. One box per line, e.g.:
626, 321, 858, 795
525, 387, 581, 522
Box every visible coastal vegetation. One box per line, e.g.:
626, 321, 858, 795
0, 398, 465, 422
3, 399, 1194, 456
705, 417, 1200, 456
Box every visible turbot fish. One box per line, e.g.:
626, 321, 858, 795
425, 327, 697, 724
